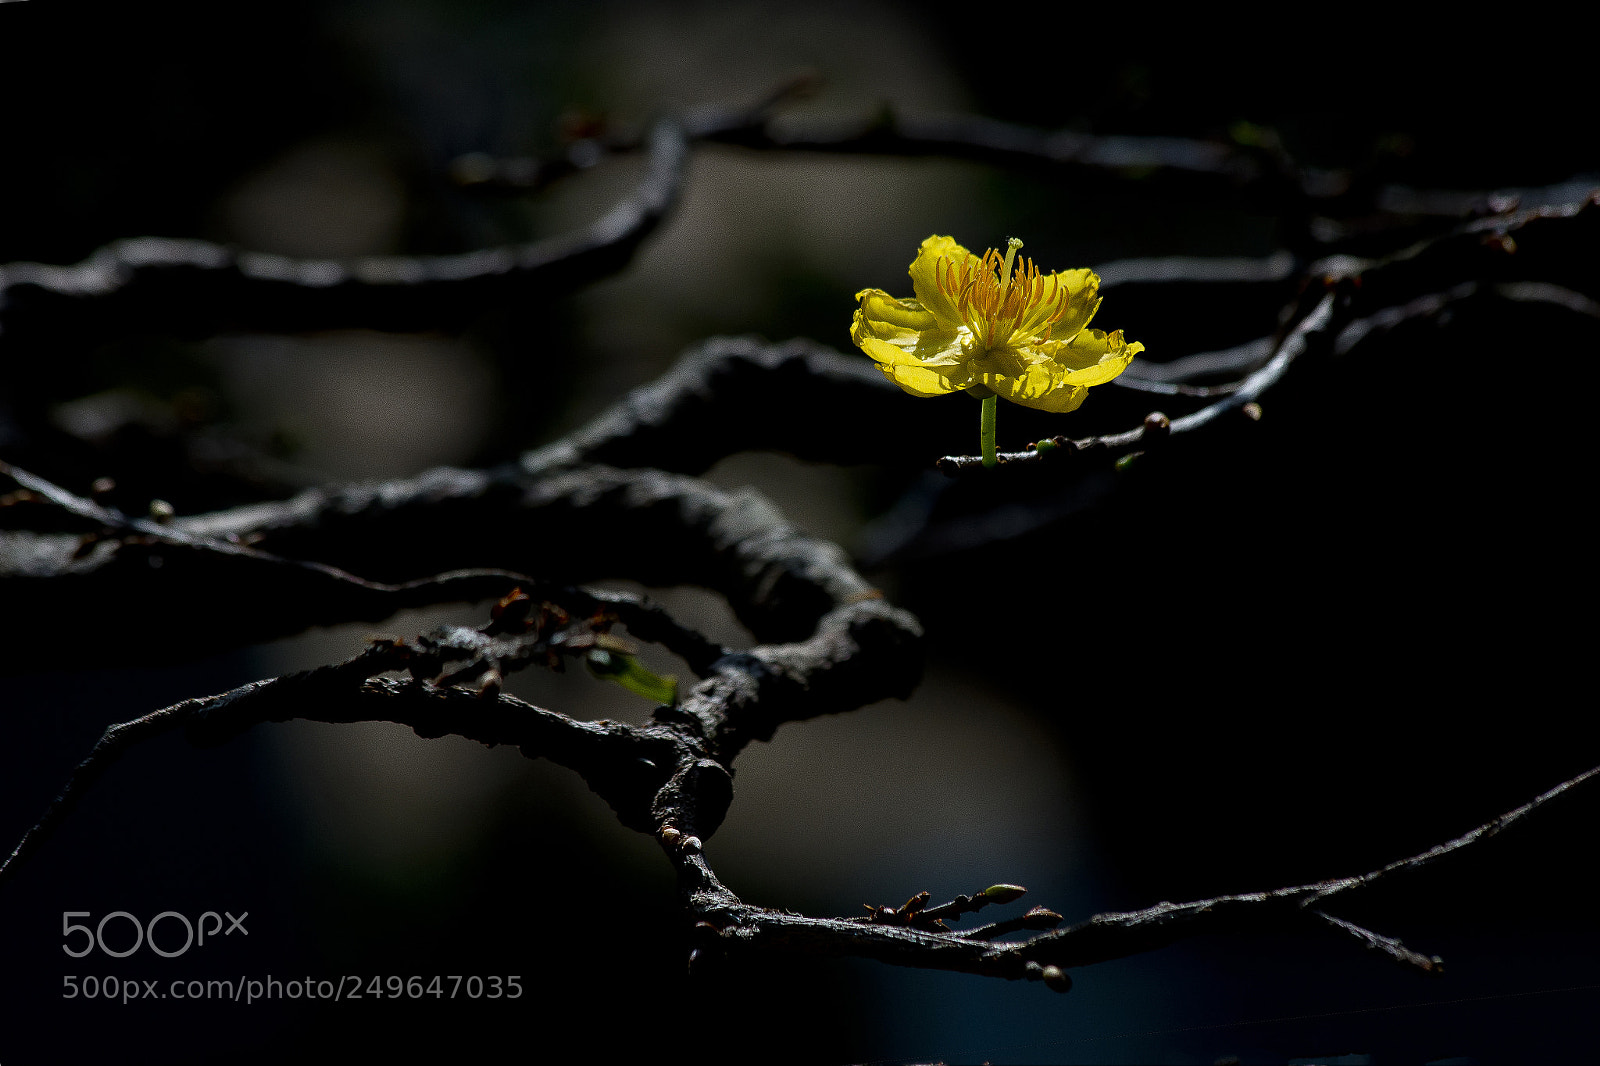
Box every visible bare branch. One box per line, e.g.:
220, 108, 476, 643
3, 459, 923, 872
518, 336, 913, 476
0, 121, 687, 356
678, 764, 1600, 985
1, 458, 911, 671
1312, 911, 1441, 975
0, 647, 660, 889
935, 189, 1600, 476
488, 95, 1323, 211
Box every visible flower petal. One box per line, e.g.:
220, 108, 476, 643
908, 235, 978, 328
967, 349, 1090, 413
850, 307, 970, 397
851, 306, 966, 363
1019, 382, 1089, 413
876, 360, 970, 397
1045, 268, 1102, 340
1056, 328, 1141, 386
854, 288, 939, 333
965, 342, 1045, 379
851, 326, 968, 371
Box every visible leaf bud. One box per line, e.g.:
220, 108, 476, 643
1041, 965, 1071, 993
982, 884, 1028, 905
1023, 907, 1063, 929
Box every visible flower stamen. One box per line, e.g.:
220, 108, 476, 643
936, 240, 1072, 353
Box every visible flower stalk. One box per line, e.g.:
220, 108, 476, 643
980, 394, 998, 467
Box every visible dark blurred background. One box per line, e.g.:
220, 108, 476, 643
3, 2, 1596, 1063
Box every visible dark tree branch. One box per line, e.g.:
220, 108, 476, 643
480, 86, 1331, 213
673, 764, 1600, 986
2, 459, 736, 677
10, 175, 1587, 663
934, 190, 1600, 475
0, 121, 687, 357
934, 291, 1340, 476
1, 455, 915, 671
3, 524, 920, 879
471, 79, 1600, 267
1312, 911, 1440, 973
519, 335, 934, 476
0, 645, 660, 888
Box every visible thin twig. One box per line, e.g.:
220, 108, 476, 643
681, 763, 1600, 983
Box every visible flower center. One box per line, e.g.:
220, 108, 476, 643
936, 237, 1069, 352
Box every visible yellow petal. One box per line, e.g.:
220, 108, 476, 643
908, 235, 978, 328
854, 331, 969, 395
1056, 329, 1140, 386
1044, 268, 1102, 341
963, 342, 1042, 380
851, 307, 966, 362
968, 350, 1090, 413
851, 326, 968, 371
854, 289, 939, 333
877, 360, 970, 397
1018, 382, 1089, 413
850, 307, 970, 398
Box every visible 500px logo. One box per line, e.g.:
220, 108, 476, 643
62, 910, 248, 958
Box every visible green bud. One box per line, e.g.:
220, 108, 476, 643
586, 649, 679, 706
982, 884, 1028, 904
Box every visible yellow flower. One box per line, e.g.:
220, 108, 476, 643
851, 235, 1143, 414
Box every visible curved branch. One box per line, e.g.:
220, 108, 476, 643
0, 121, 687, 355
678, 763, 1600, 985
4, 488, 921, 878
0, 646, 664, 890
484, 91, 1322, 210
1, 456, 909, 667
519, 335, 925, 476
936, 189, 1600, 476
935, 290, 1340, 476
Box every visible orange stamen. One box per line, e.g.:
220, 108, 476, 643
936, 246, 1071, 351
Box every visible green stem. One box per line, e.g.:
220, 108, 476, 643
980, 394, 998, 468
